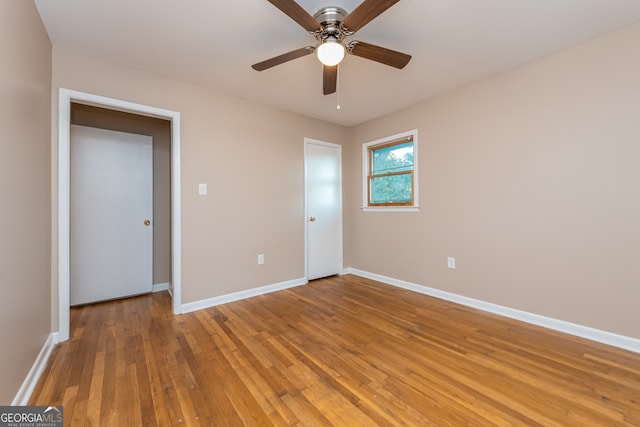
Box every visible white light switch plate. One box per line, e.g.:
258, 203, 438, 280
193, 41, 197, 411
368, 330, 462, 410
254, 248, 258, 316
198, 183, 207, 196
448, 257, 456, 269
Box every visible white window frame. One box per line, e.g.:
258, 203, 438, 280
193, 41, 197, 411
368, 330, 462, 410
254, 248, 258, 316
362, 129, 419, 212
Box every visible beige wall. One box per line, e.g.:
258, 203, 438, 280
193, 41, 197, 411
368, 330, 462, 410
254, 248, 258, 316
70, 103, 172, 285
0, 1, 52, 404
50, 47, 348, 328
346, 22, 640, 339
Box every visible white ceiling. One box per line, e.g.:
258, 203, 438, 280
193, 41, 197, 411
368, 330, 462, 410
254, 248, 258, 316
34, 0, 640, 127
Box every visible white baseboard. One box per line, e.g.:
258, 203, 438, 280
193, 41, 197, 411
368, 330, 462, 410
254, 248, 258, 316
12, 332, 59, 406
344, 268, 640, 354
181, 277, 308, 314
152, 282, 170, 293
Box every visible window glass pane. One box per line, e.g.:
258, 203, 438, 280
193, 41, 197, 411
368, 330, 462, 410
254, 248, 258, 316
372, 141, 413, 175
370, 173, 412, 204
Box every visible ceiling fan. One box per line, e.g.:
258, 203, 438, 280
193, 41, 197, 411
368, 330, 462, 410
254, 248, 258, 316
252, 0, 411, 95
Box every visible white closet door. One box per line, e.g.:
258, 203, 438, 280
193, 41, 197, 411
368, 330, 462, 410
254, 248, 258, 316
70, 125, 153, 305
306, 140, 342, 280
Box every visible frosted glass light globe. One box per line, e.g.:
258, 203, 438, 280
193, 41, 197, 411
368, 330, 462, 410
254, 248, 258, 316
317, 39, 345, 66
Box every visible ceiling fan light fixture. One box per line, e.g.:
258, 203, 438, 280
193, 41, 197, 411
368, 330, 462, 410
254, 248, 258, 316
316, 37, 345, 66
252, 1, 410, 96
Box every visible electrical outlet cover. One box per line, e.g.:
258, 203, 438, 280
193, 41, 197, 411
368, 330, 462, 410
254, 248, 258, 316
447, 257, 456, 269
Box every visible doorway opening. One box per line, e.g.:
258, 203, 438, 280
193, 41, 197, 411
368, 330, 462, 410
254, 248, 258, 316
70, 104, 170, 305
57, 89, 182, 341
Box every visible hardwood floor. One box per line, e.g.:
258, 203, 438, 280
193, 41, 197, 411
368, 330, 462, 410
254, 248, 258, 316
30, 275, 640, 426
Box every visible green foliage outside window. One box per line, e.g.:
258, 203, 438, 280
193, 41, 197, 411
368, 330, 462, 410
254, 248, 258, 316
368, 139, 414, 206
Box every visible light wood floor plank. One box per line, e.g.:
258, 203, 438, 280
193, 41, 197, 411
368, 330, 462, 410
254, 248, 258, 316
30, 275, 640, 425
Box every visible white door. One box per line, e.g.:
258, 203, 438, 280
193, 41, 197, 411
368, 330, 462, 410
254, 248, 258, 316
305, 139, 342, 280
70, 125, 153, 305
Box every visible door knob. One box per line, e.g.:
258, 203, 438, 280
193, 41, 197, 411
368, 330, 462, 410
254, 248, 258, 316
144, 220, 151, 226
309, 217, 316, 222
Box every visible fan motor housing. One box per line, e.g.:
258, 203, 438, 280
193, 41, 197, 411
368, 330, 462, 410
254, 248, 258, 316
313, 6, 348, 39
313, 6, 347, 25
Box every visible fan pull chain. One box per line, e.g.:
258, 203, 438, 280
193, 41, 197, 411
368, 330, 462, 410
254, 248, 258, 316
336, 66, 341, 110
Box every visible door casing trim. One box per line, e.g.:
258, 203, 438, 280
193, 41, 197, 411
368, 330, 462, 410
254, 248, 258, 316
57, 88, 182, 341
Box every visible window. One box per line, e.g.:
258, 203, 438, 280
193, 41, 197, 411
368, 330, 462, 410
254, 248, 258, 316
362, 130, 418, 211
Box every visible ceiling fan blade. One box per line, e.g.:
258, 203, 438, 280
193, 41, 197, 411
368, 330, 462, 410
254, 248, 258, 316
342, 0, 400, 33
266, 0, 322, 32
348, 41, 411, 69
252, 46, 315, 71
323, 65, 337, 95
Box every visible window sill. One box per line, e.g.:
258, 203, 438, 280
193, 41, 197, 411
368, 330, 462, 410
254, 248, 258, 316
361, 206, 420, 213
